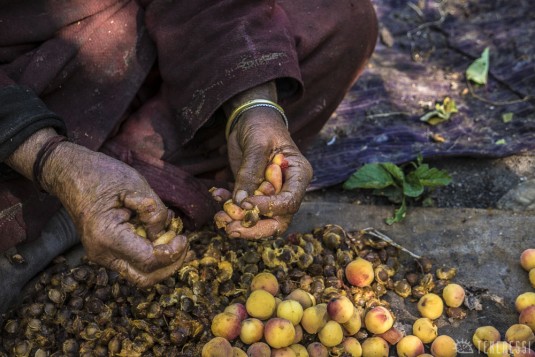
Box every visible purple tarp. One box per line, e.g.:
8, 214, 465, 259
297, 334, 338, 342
306, 0, 535, 190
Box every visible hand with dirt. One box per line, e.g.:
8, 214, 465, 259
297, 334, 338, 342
218, 82, 313, 239
6, 129, 189, 288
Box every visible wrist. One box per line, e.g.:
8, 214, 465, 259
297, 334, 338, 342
223, 81, 290, 140
39, 141, 89, 197
226, 100, 289, 140
5, 128, 60, 180
223, 81, 278, 117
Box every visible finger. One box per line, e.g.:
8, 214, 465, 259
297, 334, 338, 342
225, 215, 292, 240
254, 181, 276, 196
243, 192, 296, 217
109, 250, 187, 289
242, 155, 312, 216
153, 235, 189, 262
232, 145, 271, 203
214, 210, 233, 229
110, 227, 189, 273
120, 191, 168, 239
209, 187, 232, 203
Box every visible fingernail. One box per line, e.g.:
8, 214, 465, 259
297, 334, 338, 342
235, 190, 248, 204
178, 234, 187, 245
229, 231, 240, 238
170, 235, 187, 248
241, 201, 253, 210
213, 195, 222, 202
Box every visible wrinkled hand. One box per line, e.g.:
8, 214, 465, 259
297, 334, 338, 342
224, 107, 313, 239
43, 144, 188, 288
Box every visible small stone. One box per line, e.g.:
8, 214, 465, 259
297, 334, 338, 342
380, 27, 395, 47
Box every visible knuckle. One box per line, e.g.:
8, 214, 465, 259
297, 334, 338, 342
287, 197, 300, 214
140, 255, 159, 273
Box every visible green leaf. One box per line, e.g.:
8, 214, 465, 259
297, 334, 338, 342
345, 158, 451, 224
414, 164, 452, 187
422, 197, 435, 207
502, 112, 513, 123
466, 47, 490, 85
386, 199, 407, 225
419, 110, 440, 123
380, 163, 405, 183
420, 97, 458, 125
343, 163, 394, 190
373, 186, 404, 204
495, 139, 506, 145
416, 154, 424, 166
427, 116, 449, 126
403, 172, 424, 197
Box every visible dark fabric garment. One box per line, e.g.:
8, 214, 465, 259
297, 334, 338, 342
0, 85, 66, 165
0, 0, 378, 251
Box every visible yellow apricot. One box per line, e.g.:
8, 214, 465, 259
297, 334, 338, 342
430, 335, 457, 357
251, 272, 280, 296
277, 300, 304, 326
442, 284, 465, 308
361, 337, 389, 357
487, 341, 512, 357
396, 335, 425, 357
264, 318, 296, 349
345, 258, 374, 287
412, 318, 438, 344
516, 292, 535, 313
520, 249, 535, 271
472, 325, 501, 352
246, 290, 276, 320
317, 320, 344, 347
417, 293, 444, 320
364, 306, 394, 334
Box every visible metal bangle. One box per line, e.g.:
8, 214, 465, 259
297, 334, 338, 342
225, 99, 289, 140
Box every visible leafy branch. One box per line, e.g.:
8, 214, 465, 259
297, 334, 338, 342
343, 156, 452, 224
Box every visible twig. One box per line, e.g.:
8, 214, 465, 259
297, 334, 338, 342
360, 228, 422, 259
406, 4, 447, 37
366, 112, 412, 119
406, 4, 447, 61
466, 80, 532, 106
407, 2, 425, 19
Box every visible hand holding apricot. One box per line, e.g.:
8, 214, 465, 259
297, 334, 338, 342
225, 101, 313, 239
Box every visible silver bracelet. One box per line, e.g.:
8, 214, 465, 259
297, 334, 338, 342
225, 99, 289, 140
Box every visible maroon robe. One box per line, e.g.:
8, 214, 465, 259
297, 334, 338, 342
0, 0, 377, 251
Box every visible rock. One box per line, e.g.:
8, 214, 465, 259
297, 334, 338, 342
497, 179, 535, 211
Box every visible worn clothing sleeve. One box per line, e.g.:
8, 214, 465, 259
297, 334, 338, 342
143, 0, 303, 144
0, 84, 66, 163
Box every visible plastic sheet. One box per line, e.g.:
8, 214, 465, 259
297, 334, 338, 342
306, 0, 535, 190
